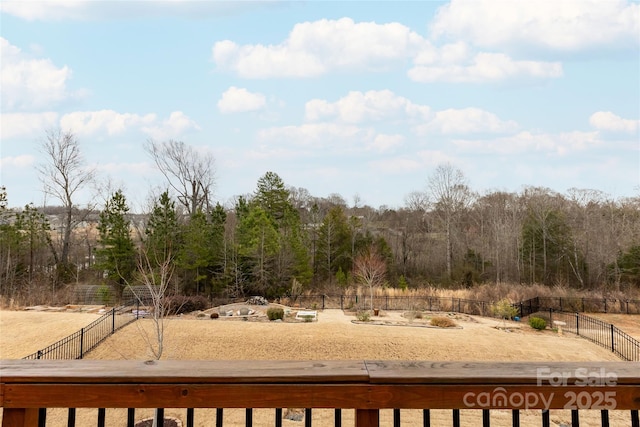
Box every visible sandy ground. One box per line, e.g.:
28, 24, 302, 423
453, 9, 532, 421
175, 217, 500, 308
0, 308, 635, 427
0, 309, 102, 358
590, 313, 640, 340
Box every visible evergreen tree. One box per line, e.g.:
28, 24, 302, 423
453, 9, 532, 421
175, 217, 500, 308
237, 206, 280, 294
317, 206, 351, 282
611, 245, 640, 287
145, 191, 179, 262
96, 190, 136, 296
177, 210, 213, 295
15, 204, 52, 284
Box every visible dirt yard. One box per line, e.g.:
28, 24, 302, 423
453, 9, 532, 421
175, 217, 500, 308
0, 308, 102, 358
0, 307, 635, 427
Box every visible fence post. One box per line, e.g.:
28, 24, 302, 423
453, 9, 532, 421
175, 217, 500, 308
37, 350, 42, 360
626, 300, 630, 314
604, 299, 607, 313
519, 302, 524, 318
80, 328, 84, 359
340, 295, 343, 310
576, 313, 579, 336
112, 307, 116, 333
549, 308, 553, 325
611, 324, 615, 353
322, 295, 325, 310
136, 300, 140, 319
559, 297, 563, 312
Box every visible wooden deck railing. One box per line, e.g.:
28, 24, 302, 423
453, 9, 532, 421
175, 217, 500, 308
1, 360, 639, 427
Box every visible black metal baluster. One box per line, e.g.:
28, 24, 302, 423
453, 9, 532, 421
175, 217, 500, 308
422, 409, 430, 427
305, 408, 312, 427
393, 409, 400, 427
246, 408, 253, 427
216, 408, 224, 427
186, 408, 194, 427
67, 408, 76, 427
512, 409, 520, 427
571, 410, 579, 427
334, 408, 342, 427
275, 408, 283, 427
452, 409, 460, 427
631, 409, 639, 427
600, 410, 609, 427
97, 408, 106, 427
38, 408, 46, 427
541, 409, 550, 427
127, 408, 135, 427
482, 409, 490, 427
155, 409, 164, 427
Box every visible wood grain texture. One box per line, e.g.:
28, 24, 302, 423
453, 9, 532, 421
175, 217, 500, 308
1, 360, 639, 414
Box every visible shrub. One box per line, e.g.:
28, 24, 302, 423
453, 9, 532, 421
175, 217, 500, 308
356, 310, 371, 322
165, 295, 209, 315
491, 298, 518, 321
267, 307, 284, 321
210, 312, 219, 319
529, 316, 547, 331
430, 316, 457, 328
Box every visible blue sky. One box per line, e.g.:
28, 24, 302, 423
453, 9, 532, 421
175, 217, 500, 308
1, 0, 639, 211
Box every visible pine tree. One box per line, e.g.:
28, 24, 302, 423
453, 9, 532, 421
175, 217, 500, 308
96, 190, 136, 297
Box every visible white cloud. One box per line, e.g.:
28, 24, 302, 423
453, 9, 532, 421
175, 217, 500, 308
1, 37, 77, 110
451, 131, 603, 156
430, 0, 639, 52
60, 110, 156, 136
217, 87, 266, 113
409, 52, 562, 83
369, 134, 404, 153
213, 17, 428, 78
142, 111, 201, 140
416, 108, 519, 134
590, 111, 639, 133
305, 90, 430, 123
0, 154, 36, 169
0, 112, 58, 139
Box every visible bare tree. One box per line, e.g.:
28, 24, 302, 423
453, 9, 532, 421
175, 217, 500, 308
427, 163, 472, 280
145, 139, 216, 215
353, 248, 387, 312
126, 247, 174, 360
37, 129, 95, 283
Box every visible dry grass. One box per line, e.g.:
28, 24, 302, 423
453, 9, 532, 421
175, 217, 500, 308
0, 307, 635, 427
429, 316, 457, 328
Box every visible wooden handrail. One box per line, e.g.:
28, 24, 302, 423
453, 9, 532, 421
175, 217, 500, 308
1, 360, 639, 426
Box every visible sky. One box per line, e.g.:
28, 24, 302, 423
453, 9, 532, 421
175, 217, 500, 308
1, 0, 639, 211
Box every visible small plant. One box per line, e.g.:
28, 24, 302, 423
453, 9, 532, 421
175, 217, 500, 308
430, 316, 457, 328
301, 315, 314, 323
267, 307, 284, 321
529, 316, 547, 331
210, 312, 219, 319
356, 310, 371, 322
491, 298, 518, 326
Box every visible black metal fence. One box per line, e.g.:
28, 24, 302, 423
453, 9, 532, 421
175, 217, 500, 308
517, 296, 640, 316
23, 303, 139, 360
529, 309, 640, 361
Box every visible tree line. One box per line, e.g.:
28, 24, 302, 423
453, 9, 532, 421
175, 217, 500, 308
1, 131, 638, 303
